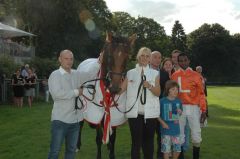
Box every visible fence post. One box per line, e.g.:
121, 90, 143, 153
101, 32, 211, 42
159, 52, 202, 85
36, 80, 40, 97
3, 79, 7, 102
1, 83, 3, 102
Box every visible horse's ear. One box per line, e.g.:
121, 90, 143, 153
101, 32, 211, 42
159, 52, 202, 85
128, 34, 137, 47
106, 31, 113, 42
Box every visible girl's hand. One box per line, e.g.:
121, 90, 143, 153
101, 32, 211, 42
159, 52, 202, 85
161, 122, 169, 129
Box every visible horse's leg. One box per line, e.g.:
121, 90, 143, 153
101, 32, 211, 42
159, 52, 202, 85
89, 123, 102, 159
108, 127, 116, 159
76, 121, 84, 151
96, 126, 103, 159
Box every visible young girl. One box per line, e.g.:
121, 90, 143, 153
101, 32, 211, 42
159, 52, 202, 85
158, 80, 182, 159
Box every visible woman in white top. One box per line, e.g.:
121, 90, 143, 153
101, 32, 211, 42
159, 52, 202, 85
121, 47, 161, 159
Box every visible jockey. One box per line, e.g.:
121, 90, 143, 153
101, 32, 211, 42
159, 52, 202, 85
171, 53, 207, 159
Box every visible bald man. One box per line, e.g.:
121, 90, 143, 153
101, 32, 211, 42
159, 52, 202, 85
150, 51, 162, 70
150, 51, 167, 159
48, 50, 83, 159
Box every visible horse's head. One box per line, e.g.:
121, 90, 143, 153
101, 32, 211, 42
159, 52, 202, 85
101, 32, 136, 94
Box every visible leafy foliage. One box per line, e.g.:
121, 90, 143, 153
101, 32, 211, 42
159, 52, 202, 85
171, 20, 187, 52
134, 17, 171, 57
1, 1, 240, 82
187, 23, 238, 81
25, 57, 59, 78
14, 0, 113, 60
0, 55, 19, 77
112, 12, 136, 36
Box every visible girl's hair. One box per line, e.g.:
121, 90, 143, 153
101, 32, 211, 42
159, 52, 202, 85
164, 80, 179, 96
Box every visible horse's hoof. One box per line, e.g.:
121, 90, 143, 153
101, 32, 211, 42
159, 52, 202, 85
97, 153, 101, 159
109, 154, 115, 159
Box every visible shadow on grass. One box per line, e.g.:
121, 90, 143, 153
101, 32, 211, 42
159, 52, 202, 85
185, 104, 240, 159
208, 104, 240, 127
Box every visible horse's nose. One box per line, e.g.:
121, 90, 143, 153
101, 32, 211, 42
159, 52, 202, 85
109, 85, 121, 94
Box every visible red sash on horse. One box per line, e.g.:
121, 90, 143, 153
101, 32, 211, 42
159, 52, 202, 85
100, 78, 113, 144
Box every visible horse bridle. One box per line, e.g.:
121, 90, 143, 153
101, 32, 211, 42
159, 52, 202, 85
75, 42, 129, 110
74, 70, 126, 110
75, 72, 147, 115
104, 47, 127, 87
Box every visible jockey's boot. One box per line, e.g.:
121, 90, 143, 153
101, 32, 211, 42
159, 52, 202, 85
193, 146, 200, 159
178, 147, 184, 159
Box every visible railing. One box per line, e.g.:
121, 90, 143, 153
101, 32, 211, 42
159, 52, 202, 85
0, 78, 45, 103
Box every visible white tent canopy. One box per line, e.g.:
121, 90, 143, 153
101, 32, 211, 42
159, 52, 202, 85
0, 22, 35, 38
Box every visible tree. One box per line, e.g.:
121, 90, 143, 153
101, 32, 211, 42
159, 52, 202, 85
14, 0, 112, 60
0, 55, 19, 78
134, 16, 171, 56
230, 33, 240, 80
111, 12, 136, 36
171, 20, 187, 52
0, 0, 18, 22
187, 23, 235, 82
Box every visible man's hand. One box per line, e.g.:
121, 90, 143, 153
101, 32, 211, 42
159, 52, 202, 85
200, 112, 207, 123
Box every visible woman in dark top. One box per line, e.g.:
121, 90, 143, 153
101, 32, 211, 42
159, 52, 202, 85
12, 69, 25, 108
160, 58, 174, 98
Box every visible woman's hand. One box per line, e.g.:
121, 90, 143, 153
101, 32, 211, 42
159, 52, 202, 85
143, 81, 152, 89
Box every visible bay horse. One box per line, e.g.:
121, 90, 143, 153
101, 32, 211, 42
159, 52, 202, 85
77, 32, 136, 159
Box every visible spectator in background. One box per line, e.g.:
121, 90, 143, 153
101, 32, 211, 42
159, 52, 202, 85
171, 50, 181, 71
42, 76, 49, 102
32, 67, 38, 79
196, 66, 208, 118
21, 64, 30, 78
24, 69, 36, 108
11, 69, 25, 107
196, 66, 207, 97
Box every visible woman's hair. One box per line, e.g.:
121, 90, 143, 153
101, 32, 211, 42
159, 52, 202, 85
164, 80, 179, 96
136, 47, 151, 62
161, 58, 173, 69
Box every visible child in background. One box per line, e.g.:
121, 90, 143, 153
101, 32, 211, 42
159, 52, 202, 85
158, 80, 182, 159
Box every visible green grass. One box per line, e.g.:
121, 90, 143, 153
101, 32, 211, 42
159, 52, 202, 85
0, 86, 240, 159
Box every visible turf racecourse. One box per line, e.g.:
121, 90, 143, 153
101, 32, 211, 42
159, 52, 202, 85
0, 86, 239, 159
